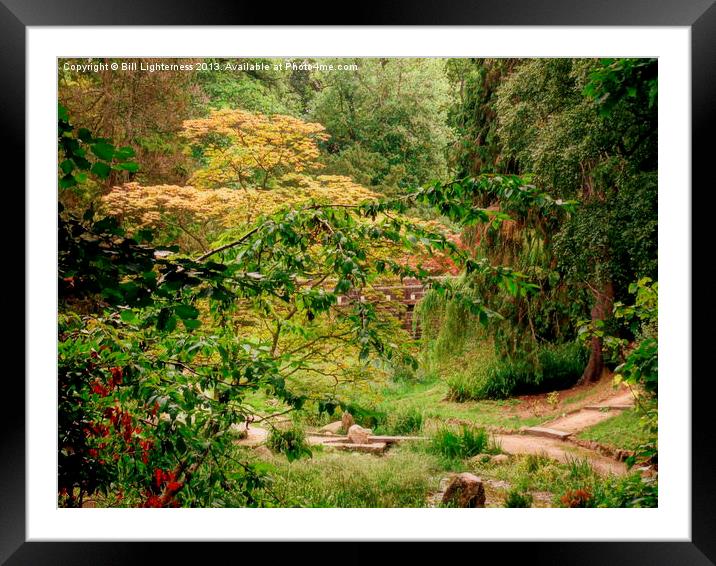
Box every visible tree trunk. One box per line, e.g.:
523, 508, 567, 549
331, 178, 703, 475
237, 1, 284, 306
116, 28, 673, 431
580, 280, 615, 383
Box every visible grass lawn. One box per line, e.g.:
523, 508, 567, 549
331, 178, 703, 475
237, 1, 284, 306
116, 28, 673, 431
373, 378, 543, 431
245, 445, 444, 507
576, 409, 651, 451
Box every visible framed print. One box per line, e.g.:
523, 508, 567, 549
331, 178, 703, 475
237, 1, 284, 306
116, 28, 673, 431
4, 0, 713, 563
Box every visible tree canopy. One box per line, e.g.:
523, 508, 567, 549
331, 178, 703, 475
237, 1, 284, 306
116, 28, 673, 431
57, 57, 659, 509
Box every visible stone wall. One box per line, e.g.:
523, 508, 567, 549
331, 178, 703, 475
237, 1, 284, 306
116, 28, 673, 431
335, 278, 427, 339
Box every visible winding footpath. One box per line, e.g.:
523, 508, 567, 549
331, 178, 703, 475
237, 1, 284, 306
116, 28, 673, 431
234, 388, 638, 476
493, 388, 637, 475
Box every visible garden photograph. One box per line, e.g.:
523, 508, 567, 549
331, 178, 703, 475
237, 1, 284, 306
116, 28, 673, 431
57, 57, 658, 509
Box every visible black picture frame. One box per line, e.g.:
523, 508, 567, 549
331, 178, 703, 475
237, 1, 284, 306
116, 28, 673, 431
3, 1, 712, 563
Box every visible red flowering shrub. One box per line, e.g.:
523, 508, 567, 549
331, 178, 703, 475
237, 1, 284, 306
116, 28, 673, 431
560, 488, 593, 508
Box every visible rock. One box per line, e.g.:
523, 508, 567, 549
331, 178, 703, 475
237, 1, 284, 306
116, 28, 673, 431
470, 454, 492, 465
491, 454, 510, 465
341, 411, 355, 432
347, 424, 373, 444
326, 441, 387, 454
441, 473, 486, 508
253, 445, 273, 458
320, 421, 343, 434
230, 422, 249, 439
615, 449, 634, 462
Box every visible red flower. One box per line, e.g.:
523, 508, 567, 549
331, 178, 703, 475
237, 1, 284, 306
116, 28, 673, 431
142, 494, 163, 508
139, 439, 153, 464
90, 380, 110, 397
109, 366, 123, 387
166, 481, 183, 494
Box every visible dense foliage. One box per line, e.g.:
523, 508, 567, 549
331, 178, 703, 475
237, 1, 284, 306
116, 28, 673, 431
57, 57, 658, 508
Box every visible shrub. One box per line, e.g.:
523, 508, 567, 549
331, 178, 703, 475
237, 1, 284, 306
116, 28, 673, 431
430, 426, 498, 460
453, 342, 588, 401
560, 488, 594, 508
389, 358, 419, 384
376, 405, 424, 436
537, 342, 588, 390
446, 371, 485, 402
478, 357, 536, 399
524, 453, 553, 474
267, 425, 312, 462
591, 473, 658, 508
504, 489, 533, 508
341, 402, 387, 430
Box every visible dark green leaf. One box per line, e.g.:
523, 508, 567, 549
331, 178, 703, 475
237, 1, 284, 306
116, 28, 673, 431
113, 161, 139, 172
174, 304, 200, 319
91, 142, 115, 161
90, 161, 112, 179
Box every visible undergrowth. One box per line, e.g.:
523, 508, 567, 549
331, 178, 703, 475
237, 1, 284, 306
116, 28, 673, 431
446, 341, 588, 401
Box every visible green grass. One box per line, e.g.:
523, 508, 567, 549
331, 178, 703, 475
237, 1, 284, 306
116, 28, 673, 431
246, 337, 547, 436
504, 488, 533, 508
261, 448, 443, 507
562, 388, 592, 406
374, 405, 424, 435
360, 338, 543, 431
429, 425, 500, 461
576, 409, 651, 451
372, 379, 542, 431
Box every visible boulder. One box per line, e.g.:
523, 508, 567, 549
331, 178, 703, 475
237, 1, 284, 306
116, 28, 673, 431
490, 454, 510, 465
320, 421, 343, 435
341, 411, 355, 432
441, 473, 486, 508
347, 424, 373, 444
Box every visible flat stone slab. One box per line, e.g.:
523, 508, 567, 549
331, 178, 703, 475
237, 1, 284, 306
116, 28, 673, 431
522, 427, 573, 440
322, 441, 388, 454
368, 435, 427, 444
306, 434, 425, 445
319, 421, 344, 434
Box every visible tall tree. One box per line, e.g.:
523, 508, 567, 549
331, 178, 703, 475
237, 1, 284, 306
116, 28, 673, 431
446, 58, 521, 177
494, 58, 657, 382
310, 58, 454, 196
58, 58, 199, 192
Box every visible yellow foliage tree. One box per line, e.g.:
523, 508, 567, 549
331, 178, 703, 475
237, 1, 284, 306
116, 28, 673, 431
181, 108, 329, 190
101, 176, 380, 252
102, 108, 458, 266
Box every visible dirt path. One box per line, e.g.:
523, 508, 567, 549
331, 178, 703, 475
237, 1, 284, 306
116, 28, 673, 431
540, 388, 635, 434
492, 385, 636, 475
493, 433, 627, 475
235, 385, 637, 476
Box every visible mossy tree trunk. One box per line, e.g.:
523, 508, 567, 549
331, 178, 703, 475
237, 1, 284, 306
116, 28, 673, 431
580, 280, 615, 383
